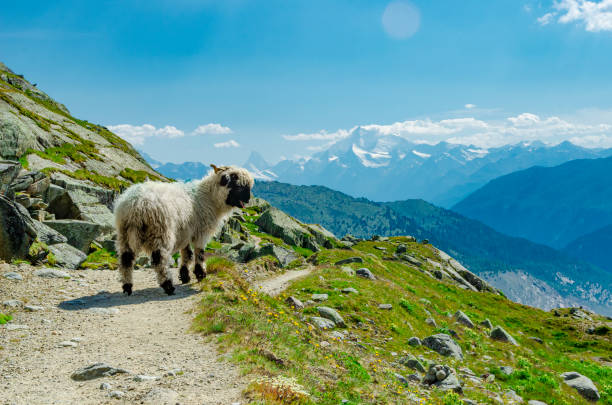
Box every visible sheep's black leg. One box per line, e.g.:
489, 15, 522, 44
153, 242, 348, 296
194, 248, 206, 282
119, 249, 134, 296
179, 246, 193, 284
152, 249, 175, 295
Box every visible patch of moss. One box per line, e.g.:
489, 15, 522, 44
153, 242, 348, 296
0, 313, 12, 325
41, 167, 129, 191
120, 168, 161, 183
81, 246, 117, 270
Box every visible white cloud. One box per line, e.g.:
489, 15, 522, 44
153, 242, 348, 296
283, 112, 612, 150
108, 123, 233, 145
464, 103, 476, 109
538, 0, 612, 31
108, 124, 185, 145
193, 123, 232, 135
213, 139, 240, 148
382, 1, 421, 39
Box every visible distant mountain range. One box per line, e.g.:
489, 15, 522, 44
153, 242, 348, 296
253, 180, 612, 315
453, 156, 612, 250
254, 129, 612, 206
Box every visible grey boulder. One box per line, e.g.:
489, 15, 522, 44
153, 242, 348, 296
310, 316, 336, 330
33, 268, 70, 278
47, 243, 87, 269
490, 326, 519, 346
43, 219, 104, 252
560, 371, 599, 401
454, 310, 475, 328
422, 334, 463, 360
356, 268, 375, 280
317, 306, 346, 327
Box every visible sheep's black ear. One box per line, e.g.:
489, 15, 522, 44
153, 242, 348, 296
220, 174, 229, 186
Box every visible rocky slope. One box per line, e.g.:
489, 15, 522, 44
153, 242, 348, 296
0, 61, 165, 267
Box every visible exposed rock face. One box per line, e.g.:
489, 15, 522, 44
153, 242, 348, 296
255, 207, 320, 251
44, 219, 107, 252
47, 243, 87, 269
560, 372, 600, 401
422, 334, 464, 360
0, 195, 31, 260
70, 363, 129, 381
317, 307, 346, 327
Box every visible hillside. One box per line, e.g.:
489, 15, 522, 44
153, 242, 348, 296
0, 62, 161, 188
563, 225, 612, 274
253, 181, 612, 315
453, 156, 612, 250
3, 197, 611, 404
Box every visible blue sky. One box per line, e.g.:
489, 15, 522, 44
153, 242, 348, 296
2, 0, 612, 164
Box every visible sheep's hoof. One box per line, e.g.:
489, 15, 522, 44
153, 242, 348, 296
179, 265, 191, 284
194, 264, 206, 282
161, 280, 175, 295
122, 283, 133, 296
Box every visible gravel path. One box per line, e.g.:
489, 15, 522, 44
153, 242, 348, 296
255, 267, 313, 297
1, 263, 245, 405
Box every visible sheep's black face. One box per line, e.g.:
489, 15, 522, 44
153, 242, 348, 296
221, 173, 251, 208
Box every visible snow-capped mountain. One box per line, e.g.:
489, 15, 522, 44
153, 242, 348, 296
262, 127, 612, 206
243, 151, 278, 181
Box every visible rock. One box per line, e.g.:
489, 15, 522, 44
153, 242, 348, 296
0, 161, 21, 194
560, 371, 600, 401
70, 363, 129, 381
46, 184, 114, 230
43, 219, 105, 252
59, 341, 77, 347
27, 177, 50, 197
2, 324, 29, 331
0, 196, 31, 261
24, 304, 43, 311
100, 382, 112, 390
425, 318, 437, 328
394, 373, 410, 386
29, 219, 68, 245
454, 310, 475, 328
142, 387, 179, 404
407, 373, 421, 382
255, 207, 319, 251
480, 319, 493, 329
569, 308, 593, 321
422, 334, 463, 360
490, 326, 519, 346
378, 304, 392, 310
317, 306, 346, 327
423, 364, 462, 393
399, 354, 426, 372
527, 401, 548, 405
528, 336, 544, 344
3, 272, 22, 280
3, 299, 23, 308
109, 390, 124, 399
33, 268, 70, 278
340, 266, 355, 276
500, 366, 514, 376
396, 244, 407, 254
285, 296, 304, 310
164, 368, 183, 377
356, 268, 375, 280
47, 243, 87, 269
504, 389, 523, 404
254, 243, 301, 267
408, 336, 421, 347
341, 287, 358, 294
311, 293, 329, 302
310, 316, 336, 330
86, 307, 119, 315
134, 375, 160, 382
334, 257, 363, 266
399, 254, 422, 266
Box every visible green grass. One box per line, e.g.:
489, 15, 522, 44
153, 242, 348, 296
205, 256, 235, 274
0, 313, 12, 325
193, 236, 612, 405
81, 247, 117, 270
120, 168, 161, 183
41, 167, 129, 191
0, 90, 54, 130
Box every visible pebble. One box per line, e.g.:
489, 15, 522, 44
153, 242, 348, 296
134, 375, 161, 382
3, 300, 23, 308
311, 294, 328, 302
24, 305, 44, 312
33, 268, 70, 279
109, 390, 124, 399
378, 304, 392, 310
3, 272, 22, 280
59, 341, 78, 347
100, 382, 112, 390
164, 368, 183, 377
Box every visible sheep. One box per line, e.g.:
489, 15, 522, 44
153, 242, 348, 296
113, 164, 254, 295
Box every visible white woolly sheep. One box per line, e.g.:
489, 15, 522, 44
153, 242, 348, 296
113, 164, 254, 295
